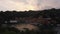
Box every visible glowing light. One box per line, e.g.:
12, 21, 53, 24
26, 5, 36, 10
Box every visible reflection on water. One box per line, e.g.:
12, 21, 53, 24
15, 24, 39, 31
55, 24, 60, 34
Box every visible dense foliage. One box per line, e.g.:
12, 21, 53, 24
0, 8, 60, 34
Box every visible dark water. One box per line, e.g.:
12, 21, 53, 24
55, 24, 60, 34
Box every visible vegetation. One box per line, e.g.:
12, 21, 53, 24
0, 8, 59, 34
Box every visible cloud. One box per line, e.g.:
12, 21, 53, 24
38, 0, 60, 10
0, 0, 60, 11
0, 0, 27, 11
0, 0, 38, 11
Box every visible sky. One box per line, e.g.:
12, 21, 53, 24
0, 0, 60, 11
